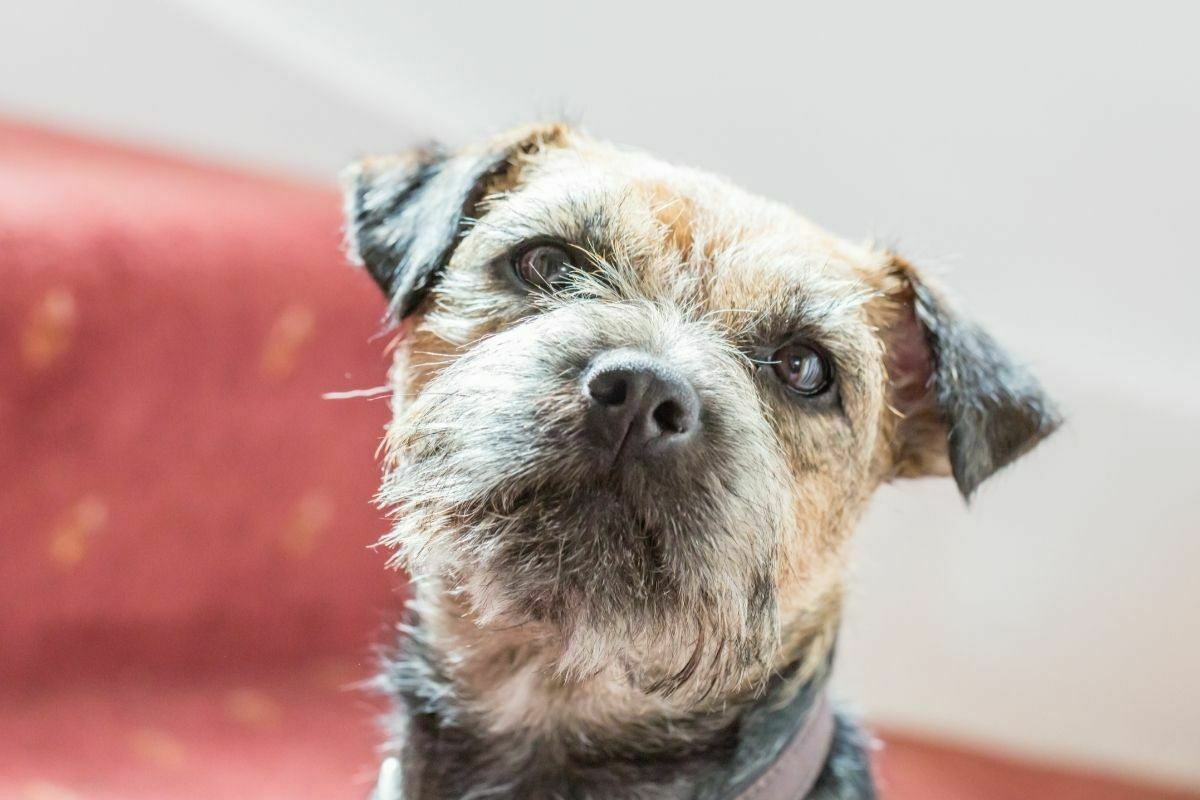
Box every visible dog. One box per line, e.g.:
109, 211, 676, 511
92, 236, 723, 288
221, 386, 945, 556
341, 123, 1060, 799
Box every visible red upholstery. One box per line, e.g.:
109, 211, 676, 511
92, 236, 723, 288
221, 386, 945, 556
1, 120, 1194, 799
1, 120, 395, 798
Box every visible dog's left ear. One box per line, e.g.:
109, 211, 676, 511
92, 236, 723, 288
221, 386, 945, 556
883, 257, 1062, 500
342, 123, 571, 319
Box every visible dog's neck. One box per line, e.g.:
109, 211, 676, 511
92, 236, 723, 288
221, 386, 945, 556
375, 586, 867, 799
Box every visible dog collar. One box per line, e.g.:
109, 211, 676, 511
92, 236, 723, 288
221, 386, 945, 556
372, 672, 837, 800
729, 688, 835, 799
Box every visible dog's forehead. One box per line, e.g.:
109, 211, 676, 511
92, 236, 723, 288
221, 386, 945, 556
523, 141, 885, 308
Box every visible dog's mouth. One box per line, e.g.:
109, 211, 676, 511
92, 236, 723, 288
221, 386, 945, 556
486, 478, 645, 520
453, 477, 692, 618
480, 479, 673, 553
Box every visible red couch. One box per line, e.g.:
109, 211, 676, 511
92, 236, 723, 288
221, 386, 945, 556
2, 120, 1194, 800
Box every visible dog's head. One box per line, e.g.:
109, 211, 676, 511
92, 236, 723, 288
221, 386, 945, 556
343, 123, 1060, 701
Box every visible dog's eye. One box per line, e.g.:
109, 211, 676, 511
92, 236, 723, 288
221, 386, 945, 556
771, 341, 833, 396
512, 242, 575, 290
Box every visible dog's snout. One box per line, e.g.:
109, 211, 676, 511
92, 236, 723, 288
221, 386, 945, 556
583, 349, 700, 462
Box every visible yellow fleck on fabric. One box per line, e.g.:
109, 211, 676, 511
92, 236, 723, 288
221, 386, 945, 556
280, 490, 335, 558
21, 288, 77, 370
259, 304, 316, 380
224, 688, 284, 728
47, 494, 109, 568
127, 729, 187, 770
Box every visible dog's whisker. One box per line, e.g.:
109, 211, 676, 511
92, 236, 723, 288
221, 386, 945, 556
322, 385, 392, 400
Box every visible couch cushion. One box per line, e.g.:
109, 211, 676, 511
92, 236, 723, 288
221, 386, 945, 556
0, 120, 397, 685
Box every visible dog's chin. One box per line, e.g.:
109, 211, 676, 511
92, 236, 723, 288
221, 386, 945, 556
386, 415, 783, 689
463, 480, 689, 624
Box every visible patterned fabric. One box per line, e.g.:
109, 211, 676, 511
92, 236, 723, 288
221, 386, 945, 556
0, 120, 396, 798
0, 120, 1193, 800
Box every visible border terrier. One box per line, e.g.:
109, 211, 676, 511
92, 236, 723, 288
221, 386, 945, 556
343, 123, 1060, 800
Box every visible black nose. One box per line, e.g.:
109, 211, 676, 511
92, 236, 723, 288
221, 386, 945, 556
583, 349, 701, 462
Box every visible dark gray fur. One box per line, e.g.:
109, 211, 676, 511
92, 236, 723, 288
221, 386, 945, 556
373, 623, 875, 800
912, 281, 1063, 498
344, 146, 510, 319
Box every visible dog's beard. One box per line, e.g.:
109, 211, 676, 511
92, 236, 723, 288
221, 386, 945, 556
380, 374, 789, 697
385, 463, 779, 698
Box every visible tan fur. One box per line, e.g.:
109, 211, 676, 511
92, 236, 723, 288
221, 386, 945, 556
375, 125, 963, 743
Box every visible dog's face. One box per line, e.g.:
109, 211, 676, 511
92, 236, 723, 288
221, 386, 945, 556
344, 124, 1059, 703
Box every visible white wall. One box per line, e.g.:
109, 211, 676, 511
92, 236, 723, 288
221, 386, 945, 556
4, 0, 1197, 788
0, 0, 415, 177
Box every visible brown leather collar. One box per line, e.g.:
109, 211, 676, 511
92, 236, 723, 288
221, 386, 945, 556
733, 689, 835, 800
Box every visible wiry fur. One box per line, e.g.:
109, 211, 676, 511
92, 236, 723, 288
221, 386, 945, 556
341, 123, 1060, 799
374, 615, 874, 800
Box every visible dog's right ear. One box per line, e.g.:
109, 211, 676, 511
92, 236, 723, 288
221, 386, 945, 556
341, 123, 571, 319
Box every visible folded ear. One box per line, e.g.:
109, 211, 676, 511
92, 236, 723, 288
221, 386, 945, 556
341, 123, 571, 319
883, 258, 1062, 499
